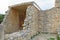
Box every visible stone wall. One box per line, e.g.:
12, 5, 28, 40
46, 8, 60, 33
45, 8, 57, 33
56, 8, 60, 34
22, 5, 40, 39
3, 8, 20, 34
27, 5, 39, 35
55, 0, 60, 8
3, 4, 60, 34
4, 5, 40, 40
38, 7, 60, 33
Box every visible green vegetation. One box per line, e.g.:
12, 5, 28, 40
0, 14, 4, 24
57, 35, 60, 40
48, 35, 60, 40
31, 31, 40, 39
48, 38, 55, 40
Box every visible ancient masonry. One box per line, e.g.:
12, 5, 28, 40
1, 0, 60, 40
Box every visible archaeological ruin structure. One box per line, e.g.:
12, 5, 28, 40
1, 0, 60, 40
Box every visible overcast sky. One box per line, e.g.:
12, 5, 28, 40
0, 0, 55, 14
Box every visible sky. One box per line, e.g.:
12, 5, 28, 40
0, 0, 55, 14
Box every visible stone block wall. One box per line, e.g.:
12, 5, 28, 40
45, 8, 57, 33
38, 7, 60, 33
22, 5, 40, 39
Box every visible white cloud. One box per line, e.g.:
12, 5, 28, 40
35, 0, 55, 10
0, 0, 55, 14
8, 0, 34, 6
0, 0, 8, 14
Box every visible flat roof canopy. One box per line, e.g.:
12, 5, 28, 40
8, 1, 40, 11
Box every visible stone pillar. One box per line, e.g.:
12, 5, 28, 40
22, 5, 39, 40
3, 8, 20, 34
0, 24, 4, 40
57, 7, 60, 34
26, 5, 39, 38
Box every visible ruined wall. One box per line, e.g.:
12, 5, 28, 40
43, 7, 60, 33
27, 5, 39, 36
56, 8, 60, 34
34, 0, 60, 34
4, 5, 40, 40
38, 7, 60, 33
38, 11, 48, 32
4, 0, 60, 40
3, 8, 20, 34
22, 5, 40, 40
38, 0, 60, 33
45, 8, 57, 33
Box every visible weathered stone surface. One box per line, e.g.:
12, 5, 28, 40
3, 9, 20, 34
55, 0, 60, 7
4, 4, 40, 40
3, 0, 60, 40
0, 24, 4, 40
44, 8, 58, 33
